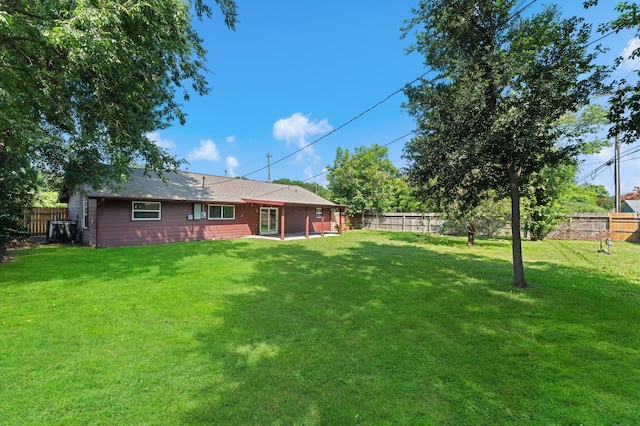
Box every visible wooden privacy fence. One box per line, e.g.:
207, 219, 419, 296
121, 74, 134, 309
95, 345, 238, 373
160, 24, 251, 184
548, 213, 640, 242
356, 213, 445, 234
355, 211, 640, 242
22, 207, 69, 237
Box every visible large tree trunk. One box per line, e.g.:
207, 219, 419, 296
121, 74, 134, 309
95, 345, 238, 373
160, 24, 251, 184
508, 165, 527, 288
467, 218, 476, 245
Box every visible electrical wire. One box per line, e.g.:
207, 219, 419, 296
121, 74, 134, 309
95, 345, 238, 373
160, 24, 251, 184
245, 131, 416, 201
248, 0, 543, 188
222, 2, 620, 187
233, 69, 431, 180
575, 143, 640, 186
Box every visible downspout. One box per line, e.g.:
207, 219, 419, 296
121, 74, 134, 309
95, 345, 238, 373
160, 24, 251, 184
95, 198, 104, 248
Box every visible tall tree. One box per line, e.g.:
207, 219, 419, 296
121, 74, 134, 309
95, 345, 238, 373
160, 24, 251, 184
402, 1, 606, 287
522, 104, 609, 240
327, 145, 398, 224
0, 0, 237, 253
585, 1, 640, 144
560, 183, 613, 212
271, 178, 330, 199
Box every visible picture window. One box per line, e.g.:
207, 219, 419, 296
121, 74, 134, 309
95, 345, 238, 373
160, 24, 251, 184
132, 201, 161, 220
208, 204, 235, 220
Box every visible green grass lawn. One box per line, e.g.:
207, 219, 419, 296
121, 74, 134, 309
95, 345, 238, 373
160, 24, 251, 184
1, 231, 639, 425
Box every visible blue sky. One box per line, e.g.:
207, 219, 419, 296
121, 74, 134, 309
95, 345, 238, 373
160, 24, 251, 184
150, 1, 639, 196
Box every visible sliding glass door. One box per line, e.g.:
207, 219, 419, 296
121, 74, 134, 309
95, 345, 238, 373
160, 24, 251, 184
260, 208, 278, 235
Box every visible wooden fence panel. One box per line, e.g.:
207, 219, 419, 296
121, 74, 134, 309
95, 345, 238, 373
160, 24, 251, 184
611, 212, 640, 242
548, 213, 639, 242
356, 212, 640, 242
22, 208, 69, 237
357, 213, 445, 234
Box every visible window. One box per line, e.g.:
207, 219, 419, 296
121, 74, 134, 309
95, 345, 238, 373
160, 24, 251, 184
193, 203, 206, 220
83, 200, 88, 229
316, 208, 323, 219
132, 201, 161, 220
208, 204, 235, 220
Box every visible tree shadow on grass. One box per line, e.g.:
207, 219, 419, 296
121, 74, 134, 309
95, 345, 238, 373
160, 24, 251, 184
385, 229, 513, 249
4, 235, 639, 424
0, 239, 255, 288
184, 237, 640, 424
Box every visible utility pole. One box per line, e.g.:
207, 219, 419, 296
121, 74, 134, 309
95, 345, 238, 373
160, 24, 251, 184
613, 83, 622, 213
615, 131, 621, 213
266, 153, 272, 182
596, 85, 623, 212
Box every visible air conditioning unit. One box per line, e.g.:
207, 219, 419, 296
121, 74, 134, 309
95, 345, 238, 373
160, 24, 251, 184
47, 220, 78, 242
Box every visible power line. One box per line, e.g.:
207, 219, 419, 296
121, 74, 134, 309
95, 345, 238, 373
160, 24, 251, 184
586, 29, 617, 48
575, 144, 640, 186
240, 70, 432, 179
219, 2, 619, 190
245, 131, 416, 201
580, 144, 640, 166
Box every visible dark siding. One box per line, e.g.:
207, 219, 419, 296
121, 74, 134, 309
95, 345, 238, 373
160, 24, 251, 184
69, 194, 97, 246
75, 196, 334, 248
284, 207, 309, 233
67, 194, 83, 226
283, 207, 333, 233
94, 200, 259, 248
310, 208, 333, 232
86, 199, 98, 246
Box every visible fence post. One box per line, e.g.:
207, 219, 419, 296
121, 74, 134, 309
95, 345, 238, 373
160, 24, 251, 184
608, 214, 613, 241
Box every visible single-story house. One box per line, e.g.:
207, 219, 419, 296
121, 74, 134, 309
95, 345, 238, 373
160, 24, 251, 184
67, 169, 344, 248
621, 199, 640, 213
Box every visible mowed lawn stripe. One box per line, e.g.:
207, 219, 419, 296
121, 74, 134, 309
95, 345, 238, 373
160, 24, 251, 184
1, 231, 639, 424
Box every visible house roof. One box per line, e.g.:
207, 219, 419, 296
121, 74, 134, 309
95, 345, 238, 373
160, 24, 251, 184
622, 199, 640, 212
84, 168, 340, 208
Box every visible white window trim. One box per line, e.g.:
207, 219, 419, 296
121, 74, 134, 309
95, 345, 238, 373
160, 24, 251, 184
132, 201, 162, 221
316, 208, 323, 219
208, 204, 235, 220
83, 200, 88, 229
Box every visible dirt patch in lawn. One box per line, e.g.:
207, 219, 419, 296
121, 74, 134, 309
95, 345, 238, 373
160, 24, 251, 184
1, 238, 46, 263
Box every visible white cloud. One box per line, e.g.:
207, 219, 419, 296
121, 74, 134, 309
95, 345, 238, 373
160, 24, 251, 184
146, 131, 175, 150
225, 156, 239, 177
620, 37, 640, 71
304, 166, 329, 187
187, 139, 220, 162
304, 166, 315, 179
226, 135, 236, 143
273, 112, 333, 152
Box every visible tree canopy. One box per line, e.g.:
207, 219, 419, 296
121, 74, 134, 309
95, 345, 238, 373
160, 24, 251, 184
585, 1, 640, 144
271, 178, 330, 200
0, 0, 237, 251
327, 145, 399, 221
402, 0, 607, 287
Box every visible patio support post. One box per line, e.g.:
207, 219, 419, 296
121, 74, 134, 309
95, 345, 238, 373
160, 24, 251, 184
280, 207, 285, 241
321, 208, 325, 236
305, 207, 310, 238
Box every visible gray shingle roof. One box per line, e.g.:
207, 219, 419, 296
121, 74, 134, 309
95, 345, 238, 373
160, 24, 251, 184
622, 199, 640, 213
85, 169, 339, 207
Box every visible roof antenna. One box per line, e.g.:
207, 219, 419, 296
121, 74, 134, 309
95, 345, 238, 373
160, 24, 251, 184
202, 176, 205, 196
